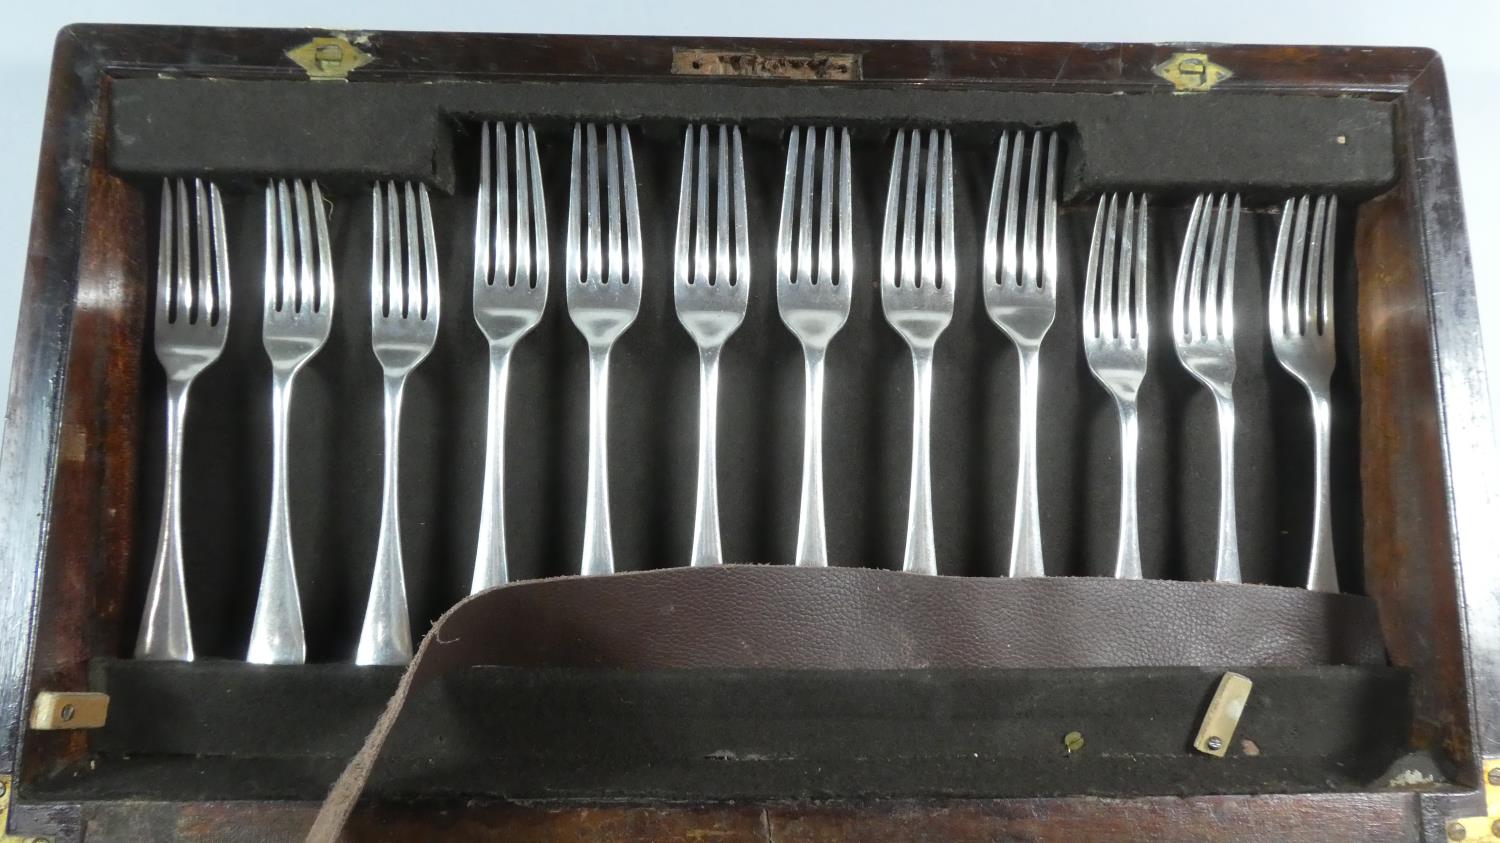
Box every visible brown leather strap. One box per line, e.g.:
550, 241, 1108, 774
307, 566, 1385, 841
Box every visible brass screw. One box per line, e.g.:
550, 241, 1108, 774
1206, 736, 1224, 752
59, 704, 75, 722
31, 837, 50, 843
1063, 731, 1085, 754
1447, 820, 1466, 841
1492, 818, 1500, 838
0, 780, 7, 798
1488, 767, 1500, 786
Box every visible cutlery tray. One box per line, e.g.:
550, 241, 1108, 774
3, 26, 1493, 843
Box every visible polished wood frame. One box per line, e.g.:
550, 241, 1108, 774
0, 26, 1493, 841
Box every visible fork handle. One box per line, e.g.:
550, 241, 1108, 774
356, 372, 414, 666
581, 344, 616, 576
1306, 387, 1338, 592
1211, 390, 1243, 583
1008, 347, 1046, 578
1112, 396, 1144, 580
135, 376, 195, 661
689, 345, 724, 567
794, 345, 830, 568
471, 345, 514, 593
247, 366, 308, 664
902, 347, 938, 575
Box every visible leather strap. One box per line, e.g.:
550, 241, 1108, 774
307, 566, 1385, 841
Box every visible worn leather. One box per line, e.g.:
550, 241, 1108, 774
307, 566, 1385, 841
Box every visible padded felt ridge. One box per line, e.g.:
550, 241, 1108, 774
108, 78, 1396, 198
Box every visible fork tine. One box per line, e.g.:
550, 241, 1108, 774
1115, 193, 1134, 340
1173, 194, 1207, 344
880, 128, 905, 289
263, 182, 278, 315
605, 125, 624, 286
1204, 195, 1230, 339
920, 129, 940, 289
675, 125, 694, 288
777, 128, 800, 285
158, 179, 173, 323
817, 127, 834, 286
311, 181, 332, 314
796, 128, 814, 286
714, 125, 730, 286
194, 179, 213, 325
567, 125, 582, 287
620, 125, 643, 287
585, 124, 602, 285
1269, 197, 1295, 338
836, 128, 853, 288
385, 182, 402, 317
1003, 132, 1024, 287
1100, 193, 1120, 340
417, 184, 439, 320
370, 184, 385, 318
208, 181, 230, 327
1042, 133, 1059, 292
902, 130, 920, 287
513, 124, 533, 290
1132, 194, 1149, 341
174, 179, 191, 324
693, 125, 709, 286
1320, 196, 1338, 336
403, 183, 421, 318
1021, 132, 1043, 289
732, 126, 749, 287
1286, 195, 1310, 336
1220, 194, 1242, 337
274, 181, 293, 312
982, 134, 1008, 285
939, 130, 954, 290
526, 125, 549, 290
1303, 195, 1327, 337
474, 123, 493, 289
293, 180, 315, 313
495, 123, 511, 288
1083, 195, 1105, 340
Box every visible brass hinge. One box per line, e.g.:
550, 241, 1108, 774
286, 34, 374, 81
1153, 51, 1233, 93
1448, 759, 1500, 841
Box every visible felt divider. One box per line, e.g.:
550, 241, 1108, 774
108, 78, 1397, 199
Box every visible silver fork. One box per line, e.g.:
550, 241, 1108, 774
1269, 194, 1340, 593
136, 178, 231, 662
674, 124, 750, 568
880, 128, 955, 575
1172, 193, 1243, 583
565, 123, 643, 577
247, 180, 334, 665
982, 130, 1059, 579
470, 122, 548, 594
776, 126, 853, 569
356, 181, 440, 666
1081, 193, 1150, 580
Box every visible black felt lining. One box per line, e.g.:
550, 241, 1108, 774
126, 123, 1366, 661
46, 661, 1413, 802
108, 78, 1397, 200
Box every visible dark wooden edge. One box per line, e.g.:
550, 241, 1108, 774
13, 792, 1430, 843
0, 24, 1489, 842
